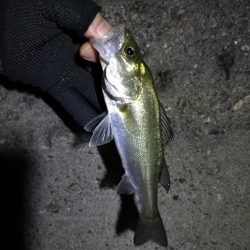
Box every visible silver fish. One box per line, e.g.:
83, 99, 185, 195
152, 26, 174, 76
85, 25, 173, 247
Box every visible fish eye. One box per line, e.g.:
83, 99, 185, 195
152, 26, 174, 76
125, 47, 135, 56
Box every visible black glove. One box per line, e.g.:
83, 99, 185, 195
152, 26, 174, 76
0, 0, 104, 129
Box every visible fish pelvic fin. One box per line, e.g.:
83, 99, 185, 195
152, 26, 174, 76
134, 215, 168, 247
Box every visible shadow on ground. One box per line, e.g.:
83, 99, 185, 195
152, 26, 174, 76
0, 146, 31, 250
98, 142, 139, 234
0, 71, 139, 241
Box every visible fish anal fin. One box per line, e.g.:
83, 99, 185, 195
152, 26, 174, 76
134, 216, 168, 247
160, 161, 171, 192
117, 175, 135, 195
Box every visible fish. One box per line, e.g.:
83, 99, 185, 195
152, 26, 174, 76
84, 25, 173, 247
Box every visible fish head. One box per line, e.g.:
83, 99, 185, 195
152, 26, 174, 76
90, 25, 148, 100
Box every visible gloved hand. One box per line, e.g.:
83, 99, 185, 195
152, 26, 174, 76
0, 0, 111, 128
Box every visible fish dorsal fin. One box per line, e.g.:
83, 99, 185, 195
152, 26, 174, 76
84, 112, 107, 132
86, 114, 113, 147
160, 104, 174, 147
159, 161, 171, 192
117, 175, 135, 194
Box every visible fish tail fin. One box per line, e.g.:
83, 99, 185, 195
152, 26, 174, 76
134, 215, 168, 247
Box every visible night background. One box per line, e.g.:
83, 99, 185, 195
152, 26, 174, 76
0, 0, 249, 249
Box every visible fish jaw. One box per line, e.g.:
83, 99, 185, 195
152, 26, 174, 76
90, 25, 125, 65
90, 25, 146, 101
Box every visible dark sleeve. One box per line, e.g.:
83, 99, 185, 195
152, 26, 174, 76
0, 0, 105, 128
40, 0, 101, 35
0, 0, 101, 80
0, 1, 5, 72
0, 0, 101, 67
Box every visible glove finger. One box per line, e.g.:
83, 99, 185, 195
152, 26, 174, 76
41, 0, 101, 35
16, 31, 104, 115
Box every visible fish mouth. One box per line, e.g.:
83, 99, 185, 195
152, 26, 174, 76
90, 25, 124, 63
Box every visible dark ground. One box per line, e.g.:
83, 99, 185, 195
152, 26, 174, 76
0, 0, 249, 249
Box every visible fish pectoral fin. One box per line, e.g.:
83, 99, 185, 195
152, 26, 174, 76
160, 161, 171, 192
118, 104, 139, 136
117, 175, 135, 195
160, 103, 174, 147
134, 216, 168, 247
84, 112, 107, 132
88, 114, 113, 147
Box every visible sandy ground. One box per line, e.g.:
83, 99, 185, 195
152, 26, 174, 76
0, 0, 249, 249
